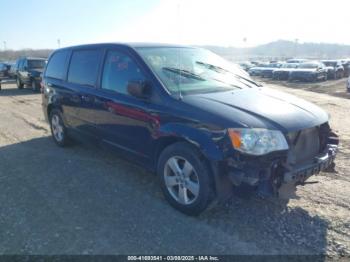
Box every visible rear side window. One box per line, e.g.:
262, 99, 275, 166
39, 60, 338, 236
68, 49, 101, 86
46, 51, 69, 79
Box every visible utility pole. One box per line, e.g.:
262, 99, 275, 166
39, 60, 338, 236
243, 37, 247, 61
294, 38, 299, 58
3, 41, 6, 51
57, 39, 61, 48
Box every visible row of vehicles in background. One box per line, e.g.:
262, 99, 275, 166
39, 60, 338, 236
239, 59, 350, 83
0, 57, 47, 91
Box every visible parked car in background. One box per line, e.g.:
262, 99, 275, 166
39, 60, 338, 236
8, 62, 19, 79
0, 63, 10, 78
250, 61, 262, 66
15, 57, 46, 91
248, 63, 270, 76
321, 60, 344, 79
260, 62, 284, 78
341, 59, 350, 77
272, 63, 299, 80
289, 62, 327, 82
238, 61, 254, 72
286, 58, 309, 64
42, 43, 338, 215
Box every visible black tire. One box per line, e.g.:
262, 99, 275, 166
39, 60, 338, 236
16, 77, 23, 89
31, 80, 39, 92
157, 142, 214, 216
49, 109, 69, 147
338, 71, 344, 79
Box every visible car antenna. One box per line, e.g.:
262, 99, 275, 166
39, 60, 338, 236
176, 48, 183, 100
178, 85, 183, 100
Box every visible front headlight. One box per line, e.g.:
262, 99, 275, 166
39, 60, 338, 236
228, 128, 289, 155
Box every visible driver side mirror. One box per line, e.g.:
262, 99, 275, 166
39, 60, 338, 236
127, 80, 151, 99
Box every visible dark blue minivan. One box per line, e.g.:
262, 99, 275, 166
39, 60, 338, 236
42, 43, 338, 215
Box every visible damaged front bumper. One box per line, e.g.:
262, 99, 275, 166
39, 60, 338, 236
283, 144, 337, 184
215, 129, 339, 199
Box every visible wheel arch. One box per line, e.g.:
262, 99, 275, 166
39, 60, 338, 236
47, 103, 64, 121
153, 124, 227, 196
154, 123, 225, 164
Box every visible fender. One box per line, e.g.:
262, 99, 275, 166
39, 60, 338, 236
156, 123, 226, 162
156, 123, 233, 201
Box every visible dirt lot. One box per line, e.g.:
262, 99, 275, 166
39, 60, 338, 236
0, 78, 349, 256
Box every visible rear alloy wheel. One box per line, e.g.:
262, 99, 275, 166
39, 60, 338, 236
158, 142, 214, 216
16, 78, 23, 89
50, 110, 68, 147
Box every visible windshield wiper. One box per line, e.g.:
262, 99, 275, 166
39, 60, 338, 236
195, 61, 262, 87
162, 67, 205, 81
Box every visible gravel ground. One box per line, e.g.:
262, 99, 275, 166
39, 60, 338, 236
0, 79, 349, 257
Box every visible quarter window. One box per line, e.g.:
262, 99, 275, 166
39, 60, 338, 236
46, 51, 69, 80
68, 49, 101, 86
101, 50, 146, 95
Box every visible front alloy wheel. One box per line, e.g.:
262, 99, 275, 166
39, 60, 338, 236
158, 142, 213, 216
164, 156, 200, 205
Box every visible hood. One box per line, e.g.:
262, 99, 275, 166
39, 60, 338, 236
291, 68, 317, 73
249, 67, 266, 71
183, 87, 328, 132
275, 68, 298, 72
261, 67, 278, 71
29, 68, 44, 74
28, 68, 44, 78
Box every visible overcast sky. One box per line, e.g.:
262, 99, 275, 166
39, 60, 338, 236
1, 0, 349, 50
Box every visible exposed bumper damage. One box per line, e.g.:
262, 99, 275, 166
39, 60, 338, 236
283, 143, 337, 184
216, 123, 339, 200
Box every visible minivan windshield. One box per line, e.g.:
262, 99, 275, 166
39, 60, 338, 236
28, 59, 46, 69
136, 47, 258, 95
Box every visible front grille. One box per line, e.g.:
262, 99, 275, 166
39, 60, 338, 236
287, 126, 323, 166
